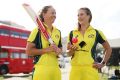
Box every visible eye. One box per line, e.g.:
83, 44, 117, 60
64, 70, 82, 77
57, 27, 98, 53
80, 13, 84, 16
78, 13, 84, 17
52, 12, 56, 15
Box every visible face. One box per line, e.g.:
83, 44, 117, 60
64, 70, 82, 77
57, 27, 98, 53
78, 9, 90, 24
43, 7, 56, 23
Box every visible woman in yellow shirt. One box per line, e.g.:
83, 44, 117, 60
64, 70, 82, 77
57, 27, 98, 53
67, 7, 112, 80
26, 6, 62, 80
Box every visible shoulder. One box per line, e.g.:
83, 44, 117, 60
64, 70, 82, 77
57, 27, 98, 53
32, 27, 39, 33
27, 27, 39, 42
95, 29, 105, 35
29, 27, 39, 38
31, 27, 38, 34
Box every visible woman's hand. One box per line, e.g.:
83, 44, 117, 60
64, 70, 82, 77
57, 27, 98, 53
46, 44, 62, 55
45, 47, 53, 52
55, 48, 62, 55
67, 43, 78, 56
45, 44, 56, 52
71, 45, 78, 51
93, 62, 105, 69
52, 44, 62, 55
67, 43, 78, 51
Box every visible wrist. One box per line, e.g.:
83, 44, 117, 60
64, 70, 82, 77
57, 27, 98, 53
42, 48, 47, 53
44, 47, 52, 53
39, 48, 46, 54
101, 61, 106, 65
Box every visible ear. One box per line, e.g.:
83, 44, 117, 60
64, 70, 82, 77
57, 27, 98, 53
87, 15, 90, 18
87, 15, 90, 22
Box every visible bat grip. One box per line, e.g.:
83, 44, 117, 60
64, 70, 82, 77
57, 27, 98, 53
48, 38, 54, 44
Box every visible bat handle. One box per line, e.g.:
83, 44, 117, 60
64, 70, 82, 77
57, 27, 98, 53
48, 38, 54, 44
48, 38, 63, 58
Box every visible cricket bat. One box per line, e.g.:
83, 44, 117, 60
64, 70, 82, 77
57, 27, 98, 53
22, 3, 54, 44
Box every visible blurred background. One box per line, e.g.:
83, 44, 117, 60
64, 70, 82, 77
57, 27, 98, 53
0, 0, 120, 80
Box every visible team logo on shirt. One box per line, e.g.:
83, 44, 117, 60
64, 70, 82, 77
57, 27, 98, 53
88, 34, 94, 38
75, 35, 79, 38
55, 34, 59, 39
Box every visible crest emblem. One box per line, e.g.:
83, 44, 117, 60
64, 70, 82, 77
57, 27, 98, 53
88, 34, 94, 38
55, 34, 59, 39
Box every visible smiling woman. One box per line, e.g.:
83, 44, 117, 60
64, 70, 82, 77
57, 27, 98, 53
26, 5, 62, 80
67, 7, 112, 80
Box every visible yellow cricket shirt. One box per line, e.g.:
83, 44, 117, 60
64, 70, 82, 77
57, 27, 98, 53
27, 24, 62, 66
67, 25, 106, 66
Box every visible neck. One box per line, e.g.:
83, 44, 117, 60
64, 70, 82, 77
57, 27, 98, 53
44, 21, 53, 31
80, 23, 90, 31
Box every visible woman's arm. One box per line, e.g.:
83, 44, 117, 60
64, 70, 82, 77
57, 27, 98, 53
26, 42, 55, 56
101, 41, 112, 64
93, 41, 112, 69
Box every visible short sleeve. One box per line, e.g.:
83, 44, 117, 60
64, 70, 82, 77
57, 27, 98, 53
27, 28, 39, 43
97, 30, 107, 44
58, 30, 62, 48
67, 31, 73, 44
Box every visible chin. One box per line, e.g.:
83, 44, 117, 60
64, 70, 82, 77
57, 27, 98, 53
79, 21, 85, 25
79, 22, 82, 25
51, 20, 55, 23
